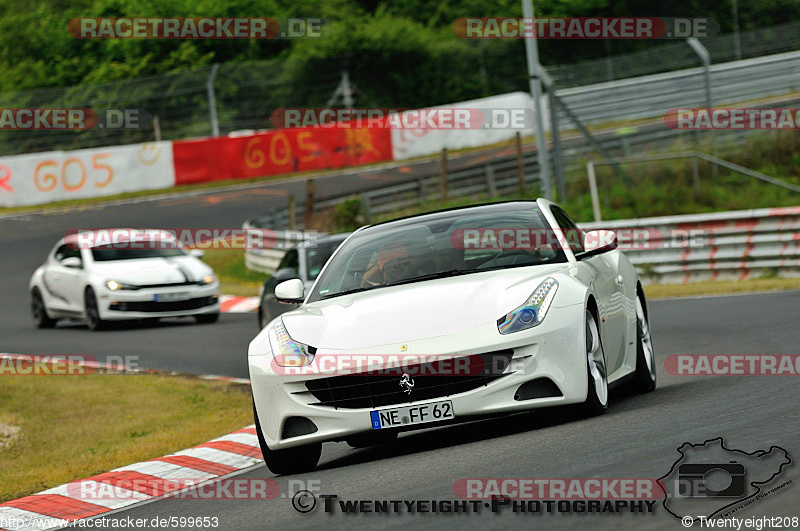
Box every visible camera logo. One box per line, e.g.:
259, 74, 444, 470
677, 462, 746, 497
659, 438, 791, 523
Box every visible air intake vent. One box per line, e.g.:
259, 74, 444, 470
514, 378, 562, 401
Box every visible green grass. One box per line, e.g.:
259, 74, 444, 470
201, 248, 266, 296
0, 373, 254, 502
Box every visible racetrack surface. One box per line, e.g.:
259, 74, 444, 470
20, 291, 800, 529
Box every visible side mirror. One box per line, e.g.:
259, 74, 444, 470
275, 279, 305, 303
189, 249, 205, 259
582, 230, 618, 255
61, 256, 82, 268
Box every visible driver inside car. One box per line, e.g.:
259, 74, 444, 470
360, 243, 415, 287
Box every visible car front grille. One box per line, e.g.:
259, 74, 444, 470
109, 296, 217, 312
303, 349, 515, 409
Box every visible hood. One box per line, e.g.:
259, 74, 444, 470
282, 264, 567, 350
90, 256, 212, 285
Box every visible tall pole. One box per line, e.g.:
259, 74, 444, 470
731, 0, 741, 60
207, 63, 220, 137
522, 0, 551, 200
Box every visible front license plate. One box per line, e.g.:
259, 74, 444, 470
154, 292, 189, 302
370, 400, 454, 430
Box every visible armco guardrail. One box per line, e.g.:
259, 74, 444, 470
580, 206, 800, 284
556, 49, 800, 126
243, 230, 324, 274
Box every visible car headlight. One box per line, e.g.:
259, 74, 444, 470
200, 274, 216, 285
105, 280, 138, 290
497, 277, 558, 335
268, 319, 314, 367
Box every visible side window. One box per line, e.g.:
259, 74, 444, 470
53, 244, 80, 261
277, 249, 299, 274
550, 206, 585, 254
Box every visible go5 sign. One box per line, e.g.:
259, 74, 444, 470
0, 142, 175, 207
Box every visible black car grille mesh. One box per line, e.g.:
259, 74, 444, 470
304, 349, 514, 409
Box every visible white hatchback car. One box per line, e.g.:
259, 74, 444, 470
249, 199, 656, 474
30, 230, 220, 330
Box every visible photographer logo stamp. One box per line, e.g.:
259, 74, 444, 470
658, 437, 791, 523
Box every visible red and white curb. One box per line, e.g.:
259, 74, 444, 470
219, 295, 259, 313
0, 426, 262, 531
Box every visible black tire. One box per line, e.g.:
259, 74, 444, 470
631, 292, 657, 393
84, 287, 106, 331
195, 313, 219, 324
581, 309, 608, 416
253, 401, 321, 475
31, 288, 57, 329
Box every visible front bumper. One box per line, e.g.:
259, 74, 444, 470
97, 283, 220, 320
249, 304, 587, 450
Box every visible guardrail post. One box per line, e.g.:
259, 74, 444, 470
440, 148, 448, 202
485, 165, 497, 197
418, 178, 426, 204
304, 179, 315, 227
152, 116, 161, 142
586, 162, 602, 222
362, 193, 372, 223
287, 193, 296, 230
515, 132, 525, 194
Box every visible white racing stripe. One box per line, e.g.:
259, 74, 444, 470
219, 295, 260, 313
171, 447, 263, 469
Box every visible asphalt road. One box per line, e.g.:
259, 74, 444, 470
77, 290, 800, 529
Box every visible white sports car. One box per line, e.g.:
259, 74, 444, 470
29, 230, 220, 330
249, 200, 656, 474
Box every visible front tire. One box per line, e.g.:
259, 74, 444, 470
581, 309, 608, 415
84, 287, 106, 331
631, 294, 657, 393
253, 402, 321, 475
31, 288, 57, 329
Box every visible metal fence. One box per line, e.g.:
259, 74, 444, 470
549, 20, 800, 88
580, 206, 800, 283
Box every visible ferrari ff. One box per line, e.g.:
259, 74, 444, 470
249, 200, 656, 474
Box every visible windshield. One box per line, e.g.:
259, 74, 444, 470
307, 203, 565, 302
91, 246, 186, 261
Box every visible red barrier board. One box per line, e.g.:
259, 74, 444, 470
172, 125, 392, 184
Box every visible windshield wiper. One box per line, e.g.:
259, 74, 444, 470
385, 269, 473, 287
319, 286, 378, 300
